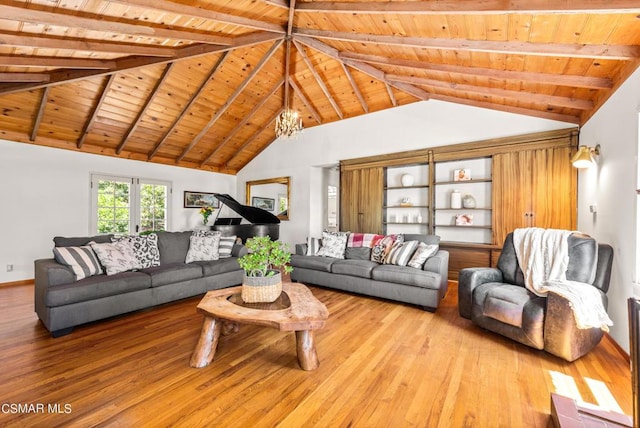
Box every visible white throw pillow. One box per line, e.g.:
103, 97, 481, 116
53, 245, 103, 280
89, 240, 138, 275
407, 242, 439, 269
185, 235, 220, 263
316, 231, 349, 259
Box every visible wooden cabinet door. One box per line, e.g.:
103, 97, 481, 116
340, 167, 383, 234
492, 151, 533, 245
530, 146, 577, 231
493, 147, 577, 245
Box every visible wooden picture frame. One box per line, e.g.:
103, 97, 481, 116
251, 196, 275, 211
184, 191, 219, 208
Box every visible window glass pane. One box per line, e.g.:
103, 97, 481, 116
140, 182, 168, 233
96, 178, 130, 234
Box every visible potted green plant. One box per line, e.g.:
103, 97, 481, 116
237, 236, 293, 303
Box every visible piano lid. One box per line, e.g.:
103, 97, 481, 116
214, 193, 280, 224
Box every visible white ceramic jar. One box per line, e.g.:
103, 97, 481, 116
451, 189, 462, 209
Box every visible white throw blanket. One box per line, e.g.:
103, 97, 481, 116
512, 228, 613, 331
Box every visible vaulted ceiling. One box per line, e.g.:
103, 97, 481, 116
0, 1, 639, 174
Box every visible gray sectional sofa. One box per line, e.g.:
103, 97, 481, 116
290, 234, 449, 311
35, 231, 247, 337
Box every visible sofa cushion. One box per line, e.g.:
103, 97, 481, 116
407, 242, 439, 269
290, 254, 335, 272
347, 233, 384, 248
218, 235, 237, 258
54, 234, 113, 247
157, 231, 191, 265
90, 240, 139, 275
402, 234, 440, 246
45, 271, 151, 307
185, 234, 220, 263
477, 284, 531, 327
112, 233, 160, 268
331, 259, 379, 279
195, 258, 241, 277
371, 264, 440, 289
316, 230, 349, 259
345, 247, 371, 260
385, 240, 419, 266
306, 237, 322, 256
140, 263, 203, 287
52, 245, 103, 280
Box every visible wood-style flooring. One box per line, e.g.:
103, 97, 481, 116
0, 281, 632, 427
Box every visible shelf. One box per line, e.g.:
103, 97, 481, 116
385, 185, 429, 190
385, 205, 429, 209
435, 179, 491, 185
434, 207, 491, 211
435, 224, 492, 229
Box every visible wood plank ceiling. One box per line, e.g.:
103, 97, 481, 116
0, 1, 639, 174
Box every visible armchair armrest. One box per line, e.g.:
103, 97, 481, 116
458, 267, 504, 320
543, 291, 606, 362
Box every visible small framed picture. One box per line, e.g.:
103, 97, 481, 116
251, 196, 275, 211
455, 214, 473, 226
184, 191, 219, 208
454, 168, 471, 181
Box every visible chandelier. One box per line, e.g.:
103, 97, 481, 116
275, 36, 303, 139
275, 108, 302, 138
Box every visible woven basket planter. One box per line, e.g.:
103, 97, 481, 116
241, 270, 282, 303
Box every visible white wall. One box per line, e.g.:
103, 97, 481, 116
237, 99, 571, 248
0, 140, 236, 283
577, 65, 640, 351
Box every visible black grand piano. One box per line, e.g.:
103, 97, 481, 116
212, 193, 280, 243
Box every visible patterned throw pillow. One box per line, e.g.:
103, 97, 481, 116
112, 233, 160, 269
53, 245, 103, 280
218, 235, 237, 258
385, 240, 420, 266
371, 234, 404, 263
407, 242, 439, 269
306, 237, 322, 256
89, 240, 138, 275
347, 233, 385, 248
185, 235, 220, 263
316, 231, 349, 259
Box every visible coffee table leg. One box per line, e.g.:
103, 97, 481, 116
190, 316, 222, 368
295, 330, 319, 371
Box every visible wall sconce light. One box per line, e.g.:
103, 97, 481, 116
571, 144, 600, 168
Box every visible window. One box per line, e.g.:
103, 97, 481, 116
91, 174, 171, 234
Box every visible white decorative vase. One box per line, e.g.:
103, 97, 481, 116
451, 190, 462, 209
401, 174, 414, 187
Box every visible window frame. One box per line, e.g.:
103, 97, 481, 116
90, 173, 172, 235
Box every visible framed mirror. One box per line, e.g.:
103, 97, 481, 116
246, 176, 290, 221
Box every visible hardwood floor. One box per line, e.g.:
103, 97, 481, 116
0, 282, 632, 427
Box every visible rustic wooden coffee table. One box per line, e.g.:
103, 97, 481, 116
190, 282, 329, 371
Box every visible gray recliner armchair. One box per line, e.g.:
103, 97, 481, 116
458, 232, 614, 362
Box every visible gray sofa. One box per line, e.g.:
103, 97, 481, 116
290, 234, 449, 311
35, 231, 247, 337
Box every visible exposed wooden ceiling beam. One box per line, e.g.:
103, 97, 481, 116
295, 1, 640, 14
262, 0, 289, 8
340, 51, 614, 90
108, 0, 284, 34
287, 0, 297, 36
295, 35, 430, 101
0, 4, 232, 46
340, 62, 369, 114
289, 78, 322, 124
385, 83, 398, 107
387, 73, 593, 110
293, 39, 344, 119
31, 87, 50, 142
0, 30, 176, 57
148, 52, 230, 160
0, 73, 49, 82
77, 75, 117, 149
116, 63, 175, 155
293, 28, 640, 60
0, 55, 116, 69
202, 78, 285, 167
0, 32, 281, 95
430, 92, 581, 124
226, 109, 281, 170
177, 40, 283, 162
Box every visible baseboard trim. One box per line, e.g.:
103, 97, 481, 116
605, 332, 629, 363
0, 279, 33, 287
